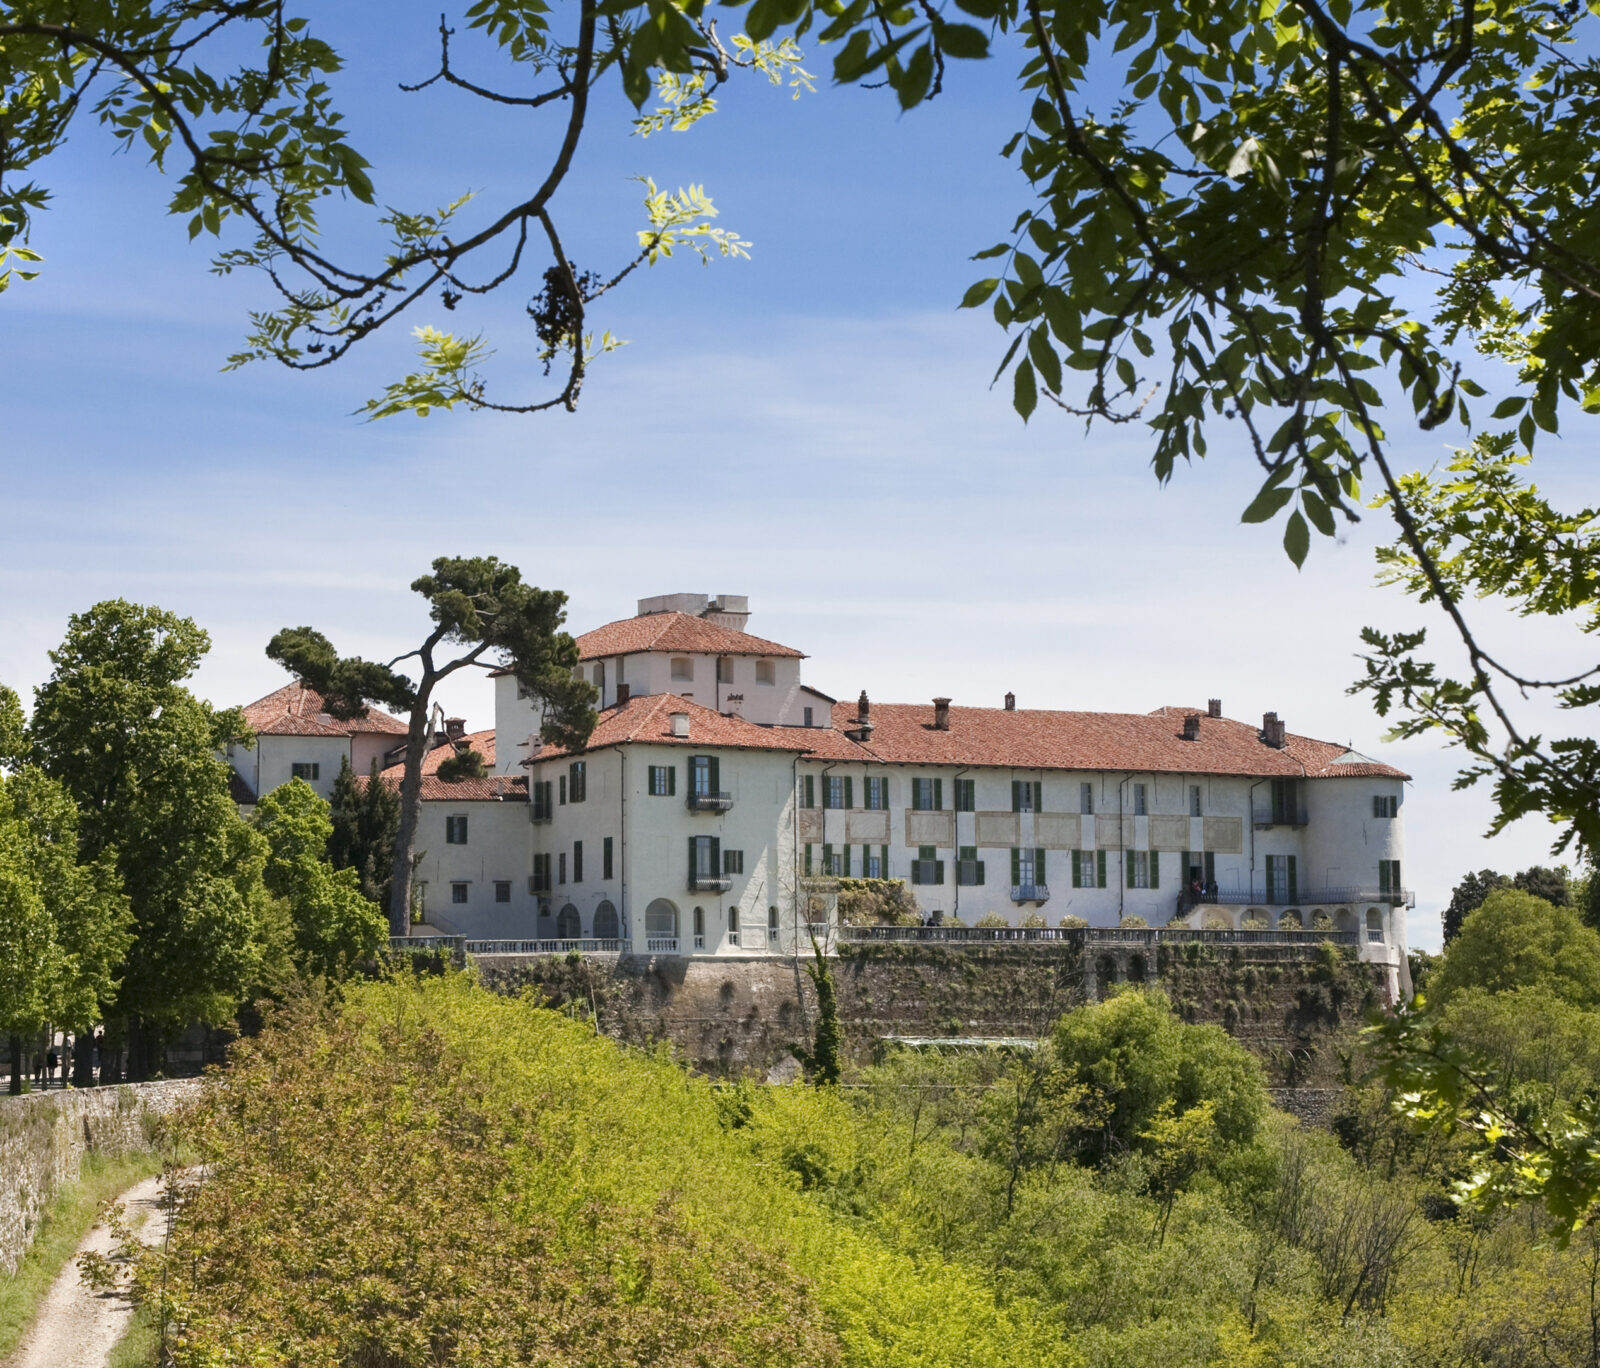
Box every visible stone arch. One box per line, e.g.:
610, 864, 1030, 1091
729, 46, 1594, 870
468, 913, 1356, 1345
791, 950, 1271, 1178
593, 900, 619, 939
1279, 908, 1304, 929
1241, 908, 1269, 929
1128, 953, 1148, 983
645, 898, 679, 941
1334, 907, 1358, 935
557, 903, 581, 938
1095, 954, 1117, 997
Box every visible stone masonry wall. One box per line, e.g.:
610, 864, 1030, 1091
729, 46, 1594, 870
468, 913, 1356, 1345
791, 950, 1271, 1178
474, 938, 1383, 1091
0, 1079, 201, 1275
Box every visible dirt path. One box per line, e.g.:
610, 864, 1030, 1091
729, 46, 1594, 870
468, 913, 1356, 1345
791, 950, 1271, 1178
5, 1171, 174, 1368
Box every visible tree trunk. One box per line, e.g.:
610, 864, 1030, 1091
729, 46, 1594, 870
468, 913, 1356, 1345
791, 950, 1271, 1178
388, 682, 437, 939
126, 1016, 147, 1083
8, 1036, 21, 1095
72, 1031, 94, 1088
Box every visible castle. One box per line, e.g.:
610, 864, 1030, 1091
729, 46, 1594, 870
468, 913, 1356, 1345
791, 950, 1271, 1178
232, 592, 1412, 1000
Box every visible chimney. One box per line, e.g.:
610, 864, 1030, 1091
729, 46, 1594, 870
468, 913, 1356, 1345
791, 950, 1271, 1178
669, 711, 690, 739
1262, 711, 1286, 748
1004, 692, 1016, 711
858, 690, 870, 721
616, 683, 631, 706
933, 697, 952, 731
848, 690, 875, 742
1207, 698, 1222, 718
1182, 713, 1200, 741
445, 717, 466, 742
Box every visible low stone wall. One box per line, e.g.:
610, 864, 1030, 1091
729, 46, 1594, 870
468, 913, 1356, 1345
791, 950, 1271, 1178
0, 1079, 201, 1275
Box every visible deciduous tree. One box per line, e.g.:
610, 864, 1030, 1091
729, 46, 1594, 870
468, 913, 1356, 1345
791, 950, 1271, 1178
1429, 889, 1600, 1009
328, 756, 400, 908
267, 557, 594, 935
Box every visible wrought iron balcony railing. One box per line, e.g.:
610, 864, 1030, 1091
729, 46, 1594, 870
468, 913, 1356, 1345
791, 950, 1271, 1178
688, 873, 733, 893
687, 791, 734, 812
1010, 883, 1050, 903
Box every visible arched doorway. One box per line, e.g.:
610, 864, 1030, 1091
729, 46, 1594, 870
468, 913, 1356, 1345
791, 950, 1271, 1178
1095, 954, 1117, 997
557, 903, 581, 938
1128, 953, 1147, 983
645, 899, 679, 947
593, 900, 619, 939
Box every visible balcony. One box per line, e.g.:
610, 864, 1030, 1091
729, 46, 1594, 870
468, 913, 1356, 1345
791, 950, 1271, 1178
1251, 802, 1308, 827
689, 873, 733, 893
1179, 885, 1415, 910
529, 807, 553, 825
687, 791, 734, 813
646, 937, 679, 953
1010, 883, 1050, 903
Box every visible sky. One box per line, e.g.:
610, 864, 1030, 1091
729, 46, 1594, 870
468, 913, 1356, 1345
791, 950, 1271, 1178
1, 5, 1592, 951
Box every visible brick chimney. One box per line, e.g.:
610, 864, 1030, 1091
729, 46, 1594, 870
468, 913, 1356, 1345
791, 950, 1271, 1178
1004, 692, 1016, 711
616, 682, 631, 706
1207, 698, 1222, 718
850, 690, 874, 742
445, 717, 467, 742
1262, 711, 1286, 748
1182, 713, 1200, 741
858, 690, 870, 721
933, 697, 951, 731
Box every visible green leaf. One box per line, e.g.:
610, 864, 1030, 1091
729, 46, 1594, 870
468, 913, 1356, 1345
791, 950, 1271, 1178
1014, 357, 1037, 421
960, 278, 1001, 309
1028, 327, 1062, 394
1491, 395, 1528, 419
1302, 489, 1336, 536
1240, 483, 1293, 524
1283, 510, 1309, 567
935, 22, 989, 58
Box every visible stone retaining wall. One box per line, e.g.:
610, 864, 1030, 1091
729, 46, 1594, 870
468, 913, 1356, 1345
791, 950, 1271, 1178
0, 1079, 201, 1274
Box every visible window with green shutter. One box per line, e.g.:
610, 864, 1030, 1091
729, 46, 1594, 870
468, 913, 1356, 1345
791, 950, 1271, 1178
801, 775, 814, 808
1097, 849, 1107, 888
1035, 848, 1046, 886
844, 777, 854, 810
1071, 850, 1084, 888
955, 778, 975, 811
1149, 850, 1158, 889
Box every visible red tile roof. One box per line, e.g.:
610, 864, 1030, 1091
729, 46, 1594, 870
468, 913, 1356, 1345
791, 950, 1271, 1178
830, 701, 1408, 780
371, 731, 522, 801
574, 613, 804, 661
528, 694, 868, 764
242, 682, 409, 738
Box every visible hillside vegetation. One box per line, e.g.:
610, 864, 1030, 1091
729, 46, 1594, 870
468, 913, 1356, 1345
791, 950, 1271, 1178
141, 942, 1600, 1367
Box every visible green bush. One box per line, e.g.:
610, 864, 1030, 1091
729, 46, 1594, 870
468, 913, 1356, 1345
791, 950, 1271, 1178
835, 878, 922, 927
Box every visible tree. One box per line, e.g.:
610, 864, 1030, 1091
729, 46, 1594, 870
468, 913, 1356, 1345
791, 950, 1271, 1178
1428, 889, 1600, 1009
253, 779, 387, 979
29, 600, 275, 1077
267, 557, 595, 935
1514, 865, 1572, 908
0, 767, 132, 1092
0, 685, 23, 770
434, 748, 488, 782
328, 757, 400, 908
1443, 870, 1509, 945
835, 878, 922, 927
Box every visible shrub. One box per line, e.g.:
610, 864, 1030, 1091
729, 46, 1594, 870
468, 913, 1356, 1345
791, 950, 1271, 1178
973, 912, 1010, 929
1203, 911, 1232, 930
835, 878, 922, 927
1017, 912, 1048, 929
1242, 913, 1269, 930
1119, 915, 1149, 929
1058, 915, 1088, 929
1311, 911, 1334, 930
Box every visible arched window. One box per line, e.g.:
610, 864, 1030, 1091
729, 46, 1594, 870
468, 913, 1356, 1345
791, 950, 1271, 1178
645, 899, 678, 943
1366, 907, 1384, 943
593, 900, 619, 939
728, 906, 740, 947
557, 903, 581, 938
768, 905, 779, 945
692, 905, 705, 949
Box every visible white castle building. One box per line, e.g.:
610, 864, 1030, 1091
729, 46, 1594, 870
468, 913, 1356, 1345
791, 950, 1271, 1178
236, 593, 1413, 997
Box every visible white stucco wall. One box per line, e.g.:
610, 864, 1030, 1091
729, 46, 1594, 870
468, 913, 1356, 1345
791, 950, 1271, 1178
233, 735, 351, 803
412, 797, 536, 938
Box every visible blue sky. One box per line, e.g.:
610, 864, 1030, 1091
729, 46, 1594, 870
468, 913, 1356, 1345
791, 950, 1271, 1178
2, 4, 1591, 949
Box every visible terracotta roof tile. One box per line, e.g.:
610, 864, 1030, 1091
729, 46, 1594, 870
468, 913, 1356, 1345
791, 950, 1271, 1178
574, 613, 804, 661
370, 733, 523, 801
831, 701, 1408, 780
528, 694, 869, 763
379, 729, 495, 781
242, 682, 409, 738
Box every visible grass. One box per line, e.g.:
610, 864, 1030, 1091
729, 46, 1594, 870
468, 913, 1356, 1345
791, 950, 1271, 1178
0, 1149, 169, 1362
107, 1302, 161, 1368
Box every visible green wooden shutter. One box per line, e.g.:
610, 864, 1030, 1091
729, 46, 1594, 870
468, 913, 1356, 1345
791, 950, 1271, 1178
882, 777, 890, 809
1011, 781, 1021, 813
1149, 850, 1159, 889
711, 836, 720, 878
804, 844, 813, 876
1033, 781, 1043, 812
1072, 851, 1082, 888
1010, 848, 1021, 884
823, 842, 833, 874
1126, 850, 1136, 888
1097, 849, 1107, 888
803, 775, 813, 808
1204, 852, 1216, 885
1036, 849, 1046, 886
1287, 854, 1297, 902
688, 836, 697, 882
709, 756, 720, 795
934, 778, 943, 811
844, 777, 854, 810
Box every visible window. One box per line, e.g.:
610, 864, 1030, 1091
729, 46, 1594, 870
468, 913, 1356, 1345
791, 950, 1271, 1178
1125, 850, 1158, 889
1372, 794, 1398, 818
823, 843, 844, 876
865, 776, 888, 810
717, 656, 734, 683
569, 761, 587, 803
1133, 783, 1148, 816
912, 777, 943, 811
559, 774, 567, 805
728, 906, 740, 946
532, 854, 552, 892
803, 706, 814, 727
689, 835, 720, 885
1378, 859, 1402, 894
649, 765, 676, 797
494, 881, 511, 903
689, 755, 720, 797
1080, 782, 1094, 815
594, 661, 606, 693
723, 848, 745, 875
1190, 785, 1202, 817
616, 656, 626, 686
445, 814, 468, 845
573, 840, 583, 883
1367, 907, 1385, 942
824, 775, 852, 810
864, 846, 886, 878
1071, 849, 1107, 888
768, 905, 779, 943
291, 762, 320, 782
756, 659, 775, 685
451, 882, 469, 904
1269, 778, 1304, 823
1265, 853, 1297, 903
958, 845, 985, 886
693, 905, 705, 949
911, 846, 944, 885
558, 852, 567, 885
1011, 847, 1046, 889
532, 780, 553, 820
603, 836, 614, 881
671, 656, 693, 681
1011, 780, 1042, 813
955, 778, 976, 812
800, 775, 815, 809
